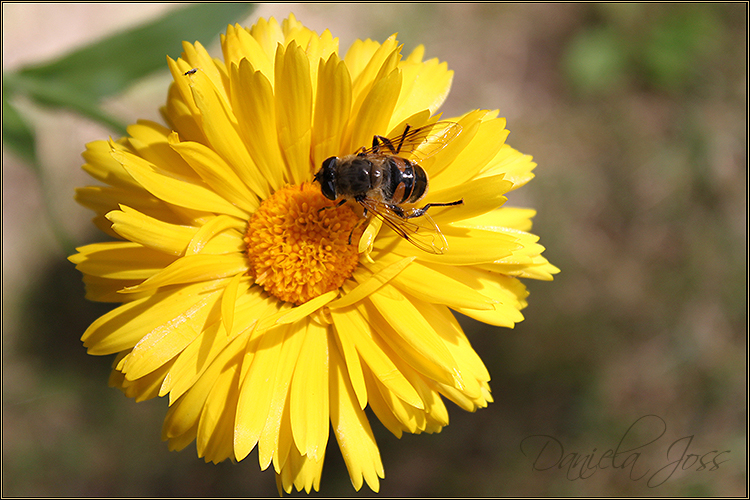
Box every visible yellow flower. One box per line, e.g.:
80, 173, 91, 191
69, 14, 558, 494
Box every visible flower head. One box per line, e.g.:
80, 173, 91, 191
69, 14, 559, 493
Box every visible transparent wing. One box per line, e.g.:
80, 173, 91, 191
360, 121, 462, 162
358, 198, 449, 254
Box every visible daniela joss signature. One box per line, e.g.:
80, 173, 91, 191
520, 415, 731, 487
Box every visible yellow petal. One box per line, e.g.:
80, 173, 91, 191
80, 280, 217, 356
330, 307, 423, 409
185, 214, 245, 256
408, 299, 489, 394
282, 13, 313, 50
363, 287, 460, 389
70, 241, 176, 280
347, 68, 402, 155
424, 174, 513, 224
358, 217, 382, 255
250, 16, 285, 62
165, 57, 203, 130
329, 314, 368, 409
220, 272, 244, 337
328, 256, 415, 310
162, 332, 245, 440
289, 321, 329, 460
303, 29, 339, 107
447, 268, 528, 327
121, 254, 248, 294
329, 336, 384, 492
390, 57, 453, 129
112, 146, 247, 218
380, 225, 520, 266
478, 144, 537, 191
81, 274, 145, 303
168, 134, 259, 214
82, 138, 140, 188
162, 287, 269, 402
485, 207, 538, 232
229, 60, 285, 192
255, 290, 338, 332
107, 206, 196, 256
363, 367, 407, 437
258, 320, 307, 471
417, 110, 485, 178
428, 116, 509, 191
222, 24, 274, 81
189, 70, 271, 200
274, 42, 314, 184
343, 38, 381, 83
348, 34, 399, 108
279, 444, 325, 494
368, 355, 425, 434
312, 53, 352, 169
125, 120, 197, 180
114, 356, 174, 403
389, 259, 497, 311
181, 40, 229, 103
196, 354, 240, 463
234, 323, 292, 461
120, 284, 224, 379
75, 185, 170, 225
163, 65, 206, 143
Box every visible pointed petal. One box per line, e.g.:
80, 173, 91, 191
328, 256, 414, 310
112, 146, 248, 218
364, 287, 461, 389
70, 241, 176, 280
391, 57, 453, 129
189, 69, 270, 200
106, 206, 196, 256
274, 42, 314, 184
196, 354, 240, 463
329, 334, 384, 492
234, 323, 291, 461
312, 53, 352, 169
169, 134, 259, 214
347, 68, 402, 154
121, 254, 248, 294
330, 307, 423, 409
257, 320, 307, 471
289, 321, 330, 460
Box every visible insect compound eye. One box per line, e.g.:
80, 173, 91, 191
316, 157, 338, 200
321, 157, 337, 170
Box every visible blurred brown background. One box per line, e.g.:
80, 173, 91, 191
3, 3, 746, 497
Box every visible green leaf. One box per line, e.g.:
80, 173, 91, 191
16, 3, 256, 100
2, 92, 38, 167
641, 6, 721, 92
562, 27, 629, 96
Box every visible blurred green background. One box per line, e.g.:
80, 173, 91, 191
2, 3, 746, 496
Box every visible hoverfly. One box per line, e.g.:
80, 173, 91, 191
313, 121, 463, 254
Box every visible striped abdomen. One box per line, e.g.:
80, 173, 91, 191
381, 156, 428, 204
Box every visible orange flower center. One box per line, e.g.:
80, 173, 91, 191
244, 183, 363, 305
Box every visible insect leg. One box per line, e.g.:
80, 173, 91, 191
371, 135, 397, 155
317, 198, 348, 213
384, 204, 407, 218
394, 124, 411, 154
406, 199, 464, 218
347, 217, 368, 245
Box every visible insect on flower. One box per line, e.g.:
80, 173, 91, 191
314, 121, 464, 254
69, 15, 560, 494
